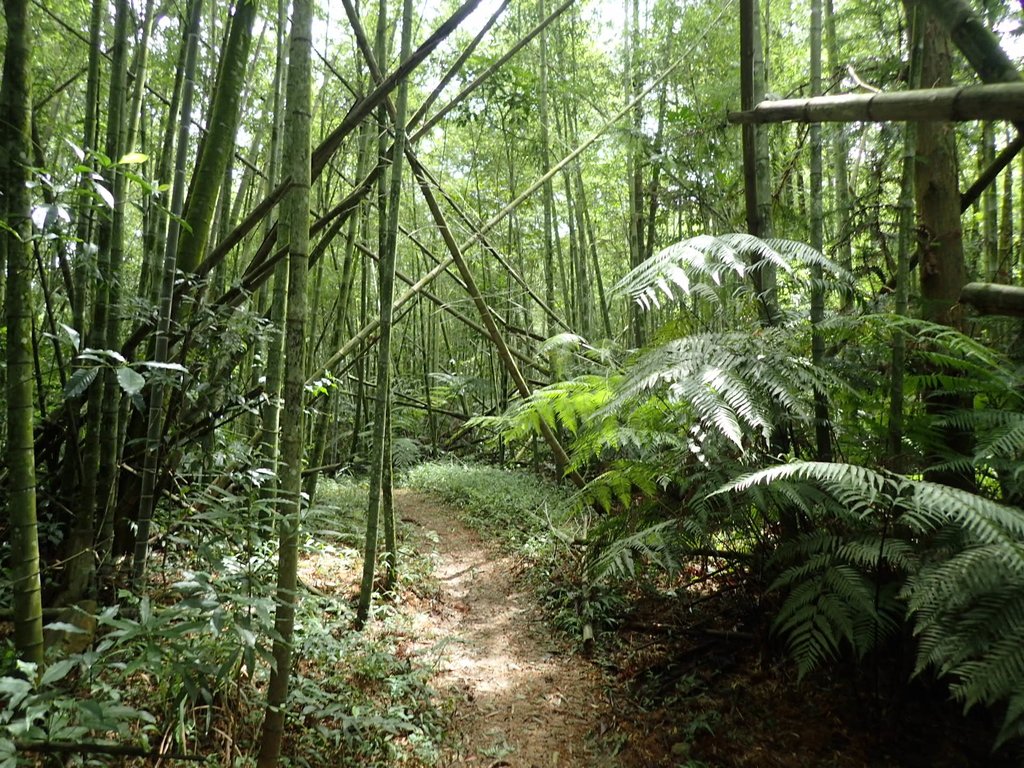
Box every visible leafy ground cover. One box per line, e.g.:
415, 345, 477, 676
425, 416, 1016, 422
1, 478, 451, 767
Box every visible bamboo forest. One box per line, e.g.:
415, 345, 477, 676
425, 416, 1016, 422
5, 0, 1024, 764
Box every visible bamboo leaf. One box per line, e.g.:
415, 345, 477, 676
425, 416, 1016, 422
63, 367, 98, 399
116, 367, 146, 396
117, 150, 149, 165
92, 180, 115, 209
138, 360, 188, 373
81, 347, 126, 364
59, 323, 81, 351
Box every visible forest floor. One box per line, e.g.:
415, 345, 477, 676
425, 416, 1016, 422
393, 488, 617, 767
12, 477, 1019, 766
357, 487, 1022, 768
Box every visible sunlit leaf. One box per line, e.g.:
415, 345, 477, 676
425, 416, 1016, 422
59, 323, 81, 351
65, 138, 85, 162
138, 360, 188, 373
117, 151, 149, 165
82, 347, 126, 364
92, 181, 115, 209
116, 367, 146, 396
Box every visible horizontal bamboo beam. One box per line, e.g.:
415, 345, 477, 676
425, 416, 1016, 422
728, 82, 1024, 125
960, 282, 1024, 317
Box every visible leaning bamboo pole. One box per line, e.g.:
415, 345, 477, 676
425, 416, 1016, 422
916, 0, 1020, 85
410, 160, 583, 486
338, 0, 586, 485
307, 9, 727, 384
728, 82, 1024, 125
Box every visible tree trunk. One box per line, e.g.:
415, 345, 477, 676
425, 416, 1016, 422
72, 0, 104, 331
177, 0, 256, 275
381, 402, 397, 589
998, 135, 1014, 282
626, 0, 645, 348
740, 0, 778, 324
538, 0, 556, 338
61, 0, 104, 592
887, 5, 922, 472
824, 0, 853, 309
257, 0, 291, 498
2, 0, 45, 667
982, 122, 999, 281
95, 0, 132, 577
69, 0, 132, 601
809, 0, 832, 462
355, 0, 413, 627
913, 4, 973, 490
133, 0, 203, 587
141, 10, 189, 308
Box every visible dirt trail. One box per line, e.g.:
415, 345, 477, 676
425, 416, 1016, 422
396, 489, 617, 768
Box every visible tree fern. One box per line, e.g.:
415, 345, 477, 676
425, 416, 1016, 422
727, 459, 1024, 746
607, 328, 837, 454
589, 519, 680, 581
613, 233, 853, 314
469, 227, 1024, 748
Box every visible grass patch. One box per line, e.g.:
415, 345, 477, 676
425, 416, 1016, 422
404, 460, 574, 549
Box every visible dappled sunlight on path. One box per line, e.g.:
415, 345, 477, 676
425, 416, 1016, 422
397, 489, 617, 767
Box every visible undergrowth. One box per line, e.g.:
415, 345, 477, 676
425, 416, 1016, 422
404, 461, 574, 549
0, 477, 450, 767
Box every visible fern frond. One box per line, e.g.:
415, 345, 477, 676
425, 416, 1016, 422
772, 567, 878, 677
538, 332, 588, 357
492, 375, 618, 444
590, 519, 680, 582
996, 689, 1024, 746
973, 413, 1024, 460
902, 482, 1024, 545
613, 233, 853, 313
573, 461, 661, 514
885, 315, 1010, 367
953, 638, 1024, 708
721, 461, 895, 505
608, 330, 830, 455
391, 437, 423, 470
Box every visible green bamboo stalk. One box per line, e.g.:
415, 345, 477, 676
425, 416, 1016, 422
133, 0, 203, 588
177, 0, 256, 275
256, 0, 313, 759
355, 0, 414, 627
2, 0, 45, 666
